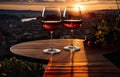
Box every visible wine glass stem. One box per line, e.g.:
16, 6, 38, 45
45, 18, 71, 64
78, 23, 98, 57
50, 31, 53, 49
71, 29, 73, 46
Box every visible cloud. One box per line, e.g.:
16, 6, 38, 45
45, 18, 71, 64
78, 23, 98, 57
76, 0, 120, 5
0, 0, 119, 10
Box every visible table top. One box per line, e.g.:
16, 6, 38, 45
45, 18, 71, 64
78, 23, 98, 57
10, 39, 120, 77
10, 39, 81, 63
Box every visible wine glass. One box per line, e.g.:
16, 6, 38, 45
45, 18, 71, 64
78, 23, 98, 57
63, 6, 82, 51
41, 7, 61, 54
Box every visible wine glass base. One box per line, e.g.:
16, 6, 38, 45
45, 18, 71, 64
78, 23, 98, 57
64, 46, 80, 51
43, 48, 61, 54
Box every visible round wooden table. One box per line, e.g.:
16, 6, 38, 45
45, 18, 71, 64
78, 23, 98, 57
10, 39, 120, 77
10, 39, 83, 63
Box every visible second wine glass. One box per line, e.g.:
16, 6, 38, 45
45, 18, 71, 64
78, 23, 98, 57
41, 7, 61, 54
63, 6, 82, 51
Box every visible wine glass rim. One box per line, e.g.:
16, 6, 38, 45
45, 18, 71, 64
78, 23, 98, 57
64, 6, 81, 12
65, 6, 80, 8
42, 6, 61, 18
44, 6, 60, 8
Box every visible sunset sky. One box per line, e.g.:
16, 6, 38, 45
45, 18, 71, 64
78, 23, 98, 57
0, 0, 119, 11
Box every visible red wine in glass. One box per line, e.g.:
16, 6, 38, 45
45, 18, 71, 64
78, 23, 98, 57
41, 7, 61, 54
42, 21, 61, 31
63, 19, 82, 29
63, 6, 82, 51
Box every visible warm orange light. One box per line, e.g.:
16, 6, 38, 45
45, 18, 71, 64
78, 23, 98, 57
80, 5, 85, 11
73, 7, 80, 12
74, 5, 85, 11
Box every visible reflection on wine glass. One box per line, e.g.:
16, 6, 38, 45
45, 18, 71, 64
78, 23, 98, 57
63, 6, 82, 51
42, 7, 61, 54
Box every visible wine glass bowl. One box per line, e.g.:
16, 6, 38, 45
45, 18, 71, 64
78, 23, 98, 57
42, 21, 61, 31
63, 6, 82, 51
63, 20, 82, 29
41, 7, 61, 54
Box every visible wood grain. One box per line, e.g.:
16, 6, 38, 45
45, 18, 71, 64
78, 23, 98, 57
10, 39, 120, 77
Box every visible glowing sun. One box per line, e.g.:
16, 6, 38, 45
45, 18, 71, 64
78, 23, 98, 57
73, 4, 85, 11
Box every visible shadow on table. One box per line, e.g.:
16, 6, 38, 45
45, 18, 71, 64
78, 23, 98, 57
103, 48, 120, 69
84, 46, 120, 77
